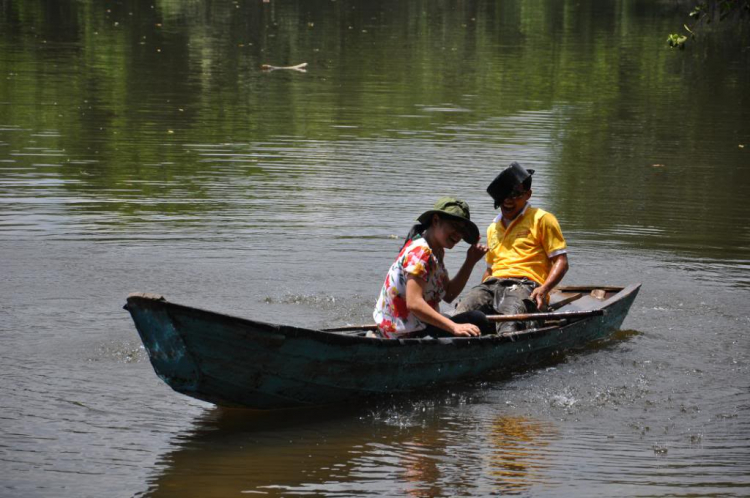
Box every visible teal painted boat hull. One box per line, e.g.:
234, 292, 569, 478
125, 284, 640, 409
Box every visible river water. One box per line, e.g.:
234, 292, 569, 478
1, 1, 749, 496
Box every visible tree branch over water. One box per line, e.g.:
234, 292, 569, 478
667, 0, 750, 48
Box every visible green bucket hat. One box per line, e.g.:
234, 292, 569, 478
416, 197, 480, 244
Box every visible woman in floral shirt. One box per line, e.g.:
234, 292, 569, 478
373, 197, 491, 339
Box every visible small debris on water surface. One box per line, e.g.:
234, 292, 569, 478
260, 62, 307, 72
652, 443, 668, 455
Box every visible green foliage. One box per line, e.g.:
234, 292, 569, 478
668, 0, 750, 48
667, 32, 689, 49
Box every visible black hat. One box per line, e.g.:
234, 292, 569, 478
486, 162, 535, 209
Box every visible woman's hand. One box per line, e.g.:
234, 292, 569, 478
466, 243, 489, 265
451, 322, 481, 337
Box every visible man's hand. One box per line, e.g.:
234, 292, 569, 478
531, 254, 569, 310
530, 286, 549, 310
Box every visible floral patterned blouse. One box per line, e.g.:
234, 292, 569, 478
373, 236, 449, 338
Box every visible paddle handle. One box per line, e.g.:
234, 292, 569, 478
485, 309, 604, 322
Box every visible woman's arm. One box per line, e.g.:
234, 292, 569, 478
443, 243, 489, 302
405, 276, 480, 337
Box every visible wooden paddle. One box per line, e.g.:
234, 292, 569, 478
324, 308, 604, 332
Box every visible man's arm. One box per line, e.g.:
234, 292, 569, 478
530, 253, 569, 309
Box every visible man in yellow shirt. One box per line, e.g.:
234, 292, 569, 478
455, 162, 569, 333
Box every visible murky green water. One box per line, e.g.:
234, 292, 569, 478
1, 1, 749, 496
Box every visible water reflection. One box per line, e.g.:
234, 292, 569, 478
140, 406, 367, 497
399, 440, 442, 498
488, 415, 555, 494
140, 404, 562, 497
2, 0, 748, 262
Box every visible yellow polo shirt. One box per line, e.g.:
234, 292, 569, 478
485, 205, 567, 286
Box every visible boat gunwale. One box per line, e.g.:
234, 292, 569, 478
126, 284, 641, 348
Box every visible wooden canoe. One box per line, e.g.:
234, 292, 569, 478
124, 284, 640, 410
